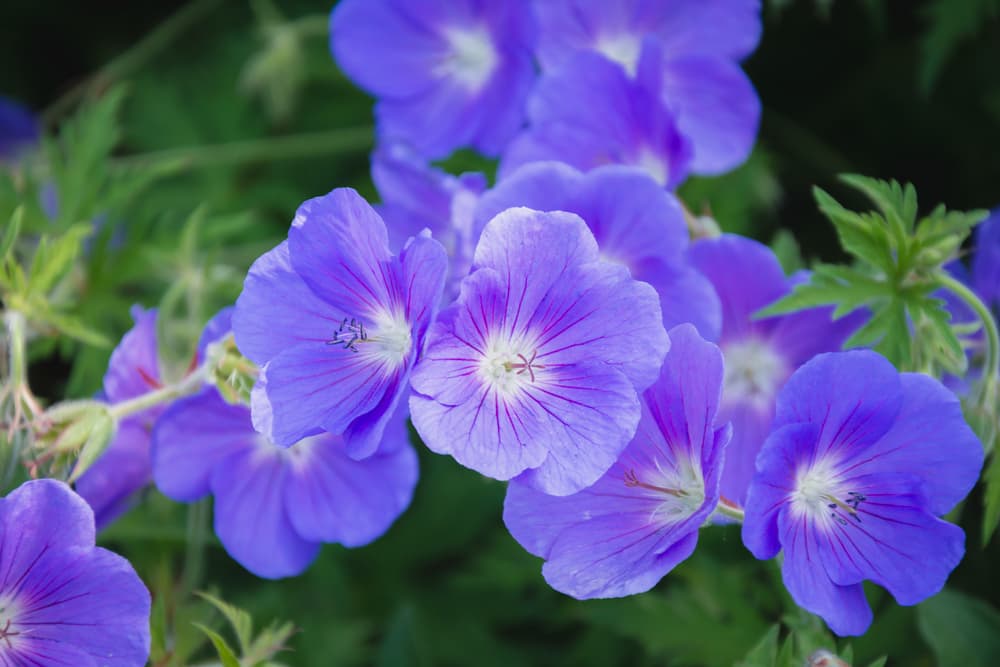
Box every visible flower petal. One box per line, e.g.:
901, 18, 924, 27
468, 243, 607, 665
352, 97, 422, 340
103, 305, 160, 403
211, 448, 319, 579
74, 419, 151, 530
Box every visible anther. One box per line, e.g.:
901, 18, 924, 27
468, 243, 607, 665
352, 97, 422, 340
623, 469, 685, 497
327, 317, 368, 352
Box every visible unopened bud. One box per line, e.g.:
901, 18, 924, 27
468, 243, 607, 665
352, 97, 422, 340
34, 400, 116, 480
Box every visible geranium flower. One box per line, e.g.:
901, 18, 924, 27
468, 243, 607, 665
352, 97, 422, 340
742, 350, 983, 636
532, 0, 762, 174
233, 188, 447, 457
409, 207, 669, 495
504, 324, 730, 598
0, 96, 38, 161
330, 0, 536, 158
688, 235, 863, 505
500, 43, 691, 189
475, 161, 720, 338
0, 479, 150, 665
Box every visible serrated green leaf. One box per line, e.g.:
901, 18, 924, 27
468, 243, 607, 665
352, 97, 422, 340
814, 187, 894, 272
27, 225, 90, 295
194, 623, 242, 667
197, 591, 254, 653
246, 621, 296, 667
32, 307, 111, 348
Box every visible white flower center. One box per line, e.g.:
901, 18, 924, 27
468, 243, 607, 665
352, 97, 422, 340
438, 25, 499, 90
624, 455, 705, 525
722, 339, 787, 409
633, 147, 669, 186
791, 458, 866, 527
0, 594, 21, 651
595, 32, 642, 76
478, 335, 544, 396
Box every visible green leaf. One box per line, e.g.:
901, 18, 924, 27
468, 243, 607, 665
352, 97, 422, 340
194, 623, 242, 667
866, 657, 888, 667
27, 225, 91, 296
0, 206, 22, 260
738, 624, 780, 667
813, 187, 894, 273
919, 0, 1000, 93
198, 591, 254, 654
917, 588, 1000, 667
770, 230, 804, 274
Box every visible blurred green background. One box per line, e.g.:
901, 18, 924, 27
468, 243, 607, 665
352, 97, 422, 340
2, 1, 1000, 665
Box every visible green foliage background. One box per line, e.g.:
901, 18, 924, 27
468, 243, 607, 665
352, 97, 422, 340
2, 0, 1000, 665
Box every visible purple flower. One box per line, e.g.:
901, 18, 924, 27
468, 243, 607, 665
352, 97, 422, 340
76, 306, 163, 529
152, 387, 417, 579
742, 350, 983, 636
0, 96, 39, 161
475, 161, 721, 338
409, 207, 669, 495
532, 0, 762, 174
504, 324, 729, 598
499, 43, 692, 188
330, 0, 536, 158
372, 142, 487, 297
688, 235, 863, 506
233, 188, 447, 456
0, 479, 150, 664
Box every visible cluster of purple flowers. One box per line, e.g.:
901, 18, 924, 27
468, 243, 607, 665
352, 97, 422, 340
21, 0, 988, 651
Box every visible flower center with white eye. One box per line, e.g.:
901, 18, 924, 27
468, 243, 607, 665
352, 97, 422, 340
623, 456, 705, 524
722, 339, 788, 409
479, 336, 545, 396
326, 310, 412, 369
439, 25, 498, 90
633, 148, 670, 186
791, 460, 866, 527
0, 594, 22, 651
596, 32, 642, 76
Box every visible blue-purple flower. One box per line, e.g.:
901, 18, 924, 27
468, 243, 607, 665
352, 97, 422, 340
152, 385, 418, 579
0, 96, 39, 161
330, 0, 536, 158
475, 161, 720, 338
971, 209, 1000, 310
504, 324, 729, 598
742, 350, 983, 636
532, 0, 762, 174
500, 43, 691, 188
0, 479, 150, 665
233, 188, 447, 456
372, 142, 486, 297
409, 207, 669, 495
688, 235, 863, 505
76, 305, 163, 528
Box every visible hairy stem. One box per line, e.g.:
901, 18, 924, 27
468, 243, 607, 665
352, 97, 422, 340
108, 365, 208, 421
937, 271, 1000, 383
42, 0, 224, 125
112, 126, 373, 172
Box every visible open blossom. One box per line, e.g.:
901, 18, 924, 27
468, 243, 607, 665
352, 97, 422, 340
0, 479, 150, 665
688, 235, 863, 505
233, 188, 447, 456
372, 142, 486, 297
742, 350, 983, 636
504, 324, 730, 598
153, 385, 417, 579
410, 207, 669, 495
533, 0, 762, 174
76, 305, 163, 528
330, 0, 535, 158
475, 161, 720, 338
499, 43, 691, 189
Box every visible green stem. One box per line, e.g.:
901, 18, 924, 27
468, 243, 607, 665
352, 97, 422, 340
937, 271, 1000, 383
4, 311, 27, 388
42, 0, 224, 125
108, 366, 207, 421
112, 127, 373, 172
181, 499, 211, 595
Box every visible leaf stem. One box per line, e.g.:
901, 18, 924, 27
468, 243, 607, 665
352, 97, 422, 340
714, 497, 745, 523
42, 0, 225, 125
111, 127, 373, 172
937, 271, 1000, 383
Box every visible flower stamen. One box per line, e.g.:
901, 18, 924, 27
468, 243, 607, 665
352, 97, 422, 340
327, 317, 368, 352
503, 350, 545, 382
